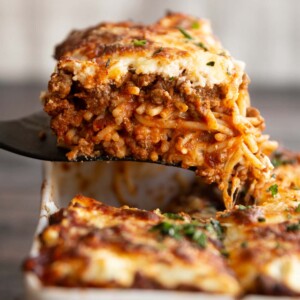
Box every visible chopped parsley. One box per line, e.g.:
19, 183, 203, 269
241, 241, 248, 248
286, 221, 300, 232
152, 47, 163, 56
295, 204, 300, 213
271, 158, 282, 168
132, 39, 147, 46
191, 230, 207, 248
237, 204, 253, 210
177, 26, 209, 52
238, 204, 247, 210
267, 184, 278, 197
163, 212, 184, 220
105, 58, 111, 68
206, 61, 215, 67
195, 42, 208, 51
150, 222, 181, 239
181, 223, 208, 248
177, 26, 193, 40
182, 223, 198, 235
220, 249, 230, 258
150, 221, 207, 248
257, 217, 266, 223
209, 219, 224, 239
293, 186, 300, 191
191, 21, 200, 29
271, 152, 296, 167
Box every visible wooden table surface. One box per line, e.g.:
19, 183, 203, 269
0, 84, 299, 300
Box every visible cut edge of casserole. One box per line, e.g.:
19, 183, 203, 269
170, 150, 300, 296
41, 12, 277, 208
24, 194, 241, 296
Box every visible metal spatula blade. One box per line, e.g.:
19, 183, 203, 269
0, 111, 192, 169
0, 112, 67, 161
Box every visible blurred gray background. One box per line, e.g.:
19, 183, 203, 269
0, 0, 300, 87
0, 1, 299, 299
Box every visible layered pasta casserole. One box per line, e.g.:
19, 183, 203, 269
42, 12, 277, 208
24, 151, 300, 297
26, 12, 300, 298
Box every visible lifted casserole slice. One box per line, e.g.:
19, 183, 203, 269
42, 13, 277, 208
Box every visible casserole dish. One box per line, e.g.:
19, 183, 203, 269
24, 161, 298, 299
25, 161, 225, 300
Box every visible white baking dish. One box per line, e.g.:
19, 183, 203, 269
24, 161, 285, 300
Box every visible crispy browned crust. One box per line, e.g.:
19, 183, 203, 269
54, 12, 216, 60
23, 152, 300, 296
24, 195, 240, 294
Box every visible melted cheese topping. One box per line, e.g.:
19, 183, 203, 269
24, 154, 300, 296
217, 154, 300, 295
55, 13, 244, 94
25, 195, 240, 295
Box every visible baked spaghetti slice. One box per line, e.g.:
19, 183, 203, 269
24, 195, 241, 295
42, 13, 277, 207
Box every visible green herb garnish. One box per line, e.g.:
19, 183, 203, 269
267, 184, 278, 197
192, 231, 207, 248
257, 217, 266, 223
286, 222, 300, 232
181, 223, 208, 248
150, 222, 180, 239
238, 205, 247, 210
241, 241, 248, 248
191, 21, 200, 29
182, 223, 198, 235
295, 204, 300, 213
271, 152, 296, 167
153, 47, 163, 56
210, 219, 224, 239
177, 26, 193, 40
163, 212, 184, 220
195, 42, 208, 51
132, 39, 147, 46
220, 249, 230, 258
105, 58, 111, 68
150, 221, 208, 248
271, 157, 283, 167
206, 61, 215, 67
237, 204, 253, 211
271, 152, 285, 167
177, 25, 210, 52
